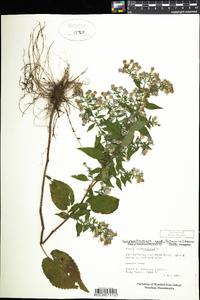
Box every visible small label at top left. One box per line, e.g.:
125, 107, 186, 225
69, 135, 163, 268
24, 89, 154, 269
59, 19, 96, 41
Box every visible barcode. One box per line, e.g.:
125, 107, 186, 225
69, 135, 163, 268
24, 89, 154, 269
94, 287, 118, 297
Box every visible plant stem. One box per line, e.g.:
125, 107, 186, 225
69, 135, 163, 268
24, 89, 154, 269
65, 107, 82, 147
39, 107, 55, 247
39, 101, 93, 250
42, 180, 97, 245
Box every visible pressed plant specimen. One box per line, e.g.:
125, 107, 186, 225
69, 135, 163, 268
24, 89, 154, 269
19, 22, 174, 292
19, 21, 87, 245
19, 22, 89, 292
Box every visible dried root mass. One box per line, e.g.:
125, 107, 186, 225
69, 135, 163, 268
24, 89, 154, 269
19, 21, 87, 134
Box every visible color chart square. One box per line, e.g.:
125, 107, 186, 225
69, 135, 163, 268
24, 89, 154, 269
111, 1, 126, 13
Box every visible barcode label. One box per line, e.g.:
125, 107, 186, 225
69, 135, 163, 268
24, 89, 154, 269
94, 287, 118, 297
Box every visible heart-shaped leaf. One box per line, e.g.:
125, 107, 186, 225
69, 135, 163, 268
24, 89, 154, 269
88, 195, 119, 214
42, 249, 89, 292
50, 180, 74, 210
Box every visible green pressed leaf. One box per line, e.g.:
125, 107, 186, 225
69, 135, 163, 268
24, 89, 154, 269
83, 224, 89, 232
96, 115, 105, 119
134, 121, 148, 131
85, 211, 90, 221
139, 126, 150, 137
95, 143, 104, 151
85, 108, 93, 116
139, 115, 148, 122
94, 173, 102, 181
120, 131, 134, 148
42, 249, 89, 292
91, 106, 99, 111
127, 147, 139, 160
126, 175, 132, 184
103, 119, 121, 137
120, 122, 148, 148
56, 212, 70, 219
110, 161, 117, 177
121, 175, 126, 186
94, 135, 101, 147
87, 123, 95, 132
69, 203, 89, 218
102, 177, 114, 187
108, 132, 121, 139
90, 167, 101, 175
146, 102, 163, 110
134, 79, 141, 88
116, 159, 125, 172
73, 209, 89, 218
87, 189, 94, 197
116, 178, 122, 190
101, 163, 111, 182
78, 147, 105, 161
71, 174, 89, 181
127, 148, 132, 160
139, 116, 151, 129
50, 180, 74, 210
76, 223, 83, 236
69, 203, 80, 212
79, 203, 88, 209
46, 175, 52, 180
88, 195, 119, 214
146, 145, 152, 150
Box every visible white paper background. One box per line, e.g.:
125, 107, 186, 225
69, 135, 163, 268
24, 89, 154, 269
1, 14, 199, 299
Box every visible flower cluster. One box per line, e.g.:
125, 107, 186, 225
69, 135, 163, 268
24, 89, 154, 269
75, 99, 84, 111
118, 59, 174, 96
110, 138, 122, 145
118, 59, 142, 73
93, 221, 117, 246
68, 60, 173, 254
103, 143, 115, 155
129, 168, 144, 183
79, 112, 91, 126
73, 59, 173, 194
73, 83, 84, 95
161, 79, 174, 94
99, 182, 112, 195
134, 134, 154, 156
121, 128, 129, 136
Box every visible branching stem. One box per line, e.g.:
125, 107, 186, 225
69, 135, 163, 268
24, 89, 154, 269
39, 104, 86, 253
42, 180, 97, 245
39, 104, 89, 252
